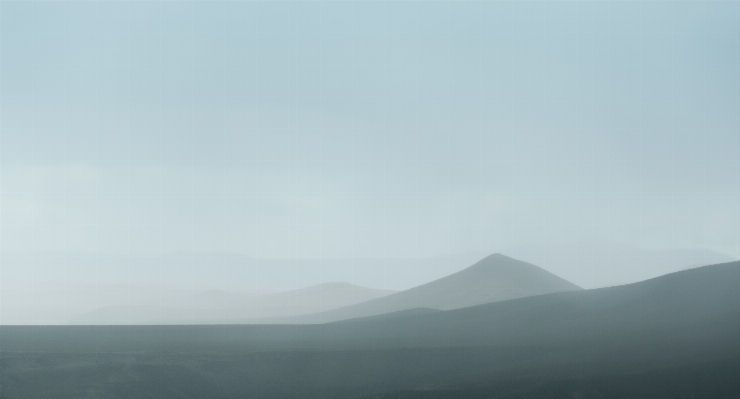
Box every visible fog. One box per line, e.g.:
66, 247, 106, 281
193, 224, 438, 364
2, 2, 739, 324
2, 3, 740, 398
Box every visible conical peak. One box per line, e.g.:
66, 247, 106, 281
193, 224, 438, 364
454, 254, 576, 287
482, 253, 514, 261
464, 253, 522, 271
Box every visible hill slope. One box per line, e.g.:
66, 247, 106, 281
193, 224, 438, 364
274, 253, 582, 323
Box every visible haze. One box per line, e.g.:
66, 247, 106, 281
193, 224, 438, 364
2, 2, 740, 398
1, 2, 739, 323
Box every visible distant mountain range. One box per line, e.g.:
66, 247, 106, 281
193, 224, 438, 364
69, 254, 583, 325
69, 282, 396, 325
267, 253, 582, 324
3, 244, 734, 325
1, 251, 481, 324
0, 252, 483, 291
1, 283, 270, 325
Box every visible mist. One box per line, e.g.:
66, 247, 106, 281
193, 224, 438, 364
2, 2, 740, 398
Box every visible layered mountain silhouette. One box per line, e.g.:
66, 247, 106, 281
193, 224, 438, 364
267, 253, 582, 324
7, 247, 730, 325
70, 282, 395, 325
34, 259, 739, 352
69, 254, 580, 325
5, 260, 738, 399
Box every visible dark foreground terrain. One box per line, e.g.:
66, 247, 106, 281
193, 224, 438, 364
2, 261, 740, 399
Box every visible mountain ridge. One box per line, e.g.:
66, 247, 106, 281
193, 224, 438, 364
257, 253, 582, 324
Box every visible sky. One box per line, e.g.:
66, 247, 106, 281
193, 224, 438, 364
1, 1, 739, 267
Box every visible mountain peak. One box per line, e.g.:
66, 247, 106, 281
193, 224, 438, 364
457, 253, 580, 287
467, 253, 516, 267
285, 254, 581, 323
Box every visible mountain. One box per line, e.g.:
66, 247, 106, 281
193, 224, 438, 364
69, 282, 395, 325
268, 253, 582, 324
312, 259, 740, 349
502, 241, 735, 289
3, 260, 739, 399
44, 259, 740, 352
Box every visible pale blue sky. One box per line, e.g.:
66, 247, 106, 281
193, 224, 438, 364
2, 1, 739, 260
